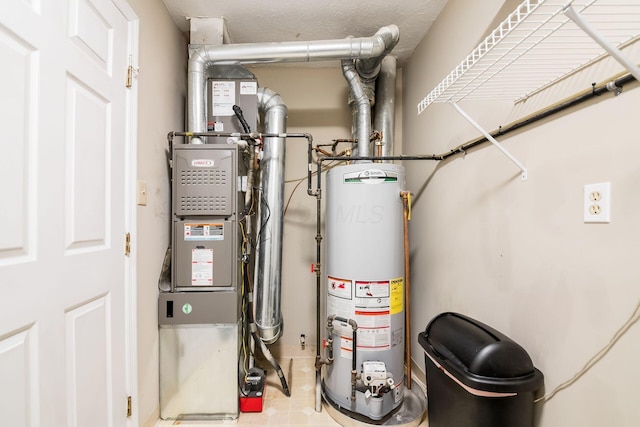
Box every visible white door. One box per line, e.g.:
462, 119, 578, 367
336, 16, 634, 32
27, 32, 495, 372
0, 0, 137, 426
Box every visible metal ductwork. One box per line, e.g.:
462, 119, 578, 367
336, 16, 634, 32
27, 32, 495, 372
342, 59, 372, 157
187, 25, 400, 141
355, 25, 400, 80
374, 55, 397, 158
342, 28, 399, 159
254, 87, 287, 344
186, 25, 399, 345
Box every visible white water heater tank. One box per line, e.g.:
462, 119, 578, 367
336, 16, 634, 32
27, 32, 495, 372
323, 162, 406, 420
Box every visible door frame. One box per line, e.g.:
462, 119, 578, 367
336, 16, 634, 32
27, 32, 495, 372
113, 0, 139, 424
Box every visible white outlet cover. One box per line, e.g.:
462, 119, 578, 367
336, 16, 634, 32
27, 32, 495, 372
584, 182, 611, 223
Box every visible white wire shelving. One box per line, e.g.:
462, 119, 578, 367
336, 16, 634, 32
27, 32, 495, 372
417, 0, 640, 112
416, 0, 640, 180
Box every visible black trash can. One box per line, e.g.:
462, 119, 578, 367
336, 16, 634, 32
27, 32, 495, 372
418, 312, 543, 427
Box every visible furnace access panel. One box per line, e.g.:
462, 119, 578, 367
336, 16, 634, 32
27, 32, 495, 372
171, 144, 239, 291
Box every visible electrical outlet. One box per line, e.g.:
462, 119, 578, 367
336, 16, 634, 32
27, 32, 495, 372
584, 182, 610, 223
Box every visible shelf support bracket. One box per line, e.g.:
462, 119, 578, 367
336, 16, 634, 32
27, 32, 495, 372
564, 5, 640, 82
450, 101, 528, 181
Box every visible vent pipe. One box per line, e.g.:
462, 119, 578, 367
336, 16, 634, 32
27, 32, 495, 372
342, 59, 372, 157
374, 55, 397, 159
356, 25, 400, 80
255, 87, 287, 344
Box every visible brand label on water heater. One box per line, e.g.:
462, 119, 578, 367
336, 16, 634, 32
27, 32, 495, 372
343, 169, 398, 184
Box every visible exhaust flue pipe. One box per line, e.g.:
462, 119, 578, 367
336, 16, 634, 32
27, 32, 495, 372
342, 59, 372, 157
374, 55, 397, 159
255, 87, 287, 344
356, 25, 400, 79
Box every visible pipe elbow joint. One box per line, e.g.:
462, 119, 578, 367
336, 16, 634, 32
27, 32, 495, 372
355, 25, 400, 79
257, 87, 288, 116
188, 45, 208, 74
341, 58, 356, 77
377, 24, 400, 51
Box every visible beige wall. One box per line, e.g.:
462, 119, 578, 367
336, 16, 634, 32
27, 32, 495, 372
125, 0, 187, 425
403, 0, 640, 425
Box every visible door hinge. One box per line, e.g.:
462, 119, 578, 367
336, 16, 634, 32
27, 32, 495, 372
126, 56, 138, 89
126, 65, 133, 88
125, 232, 131, 256
127, 396, 132, 417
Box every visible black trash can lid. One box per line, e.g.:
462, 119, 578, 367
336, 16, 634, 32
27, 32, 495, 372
422, 312, 535, 378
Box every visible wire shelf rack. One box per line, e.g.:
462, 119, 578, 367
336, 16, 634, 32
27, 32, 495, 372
417, 0, 640, 115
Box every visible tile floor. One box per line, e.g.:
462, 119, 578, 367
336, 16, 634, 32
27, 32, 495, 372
156, 353, 428, 426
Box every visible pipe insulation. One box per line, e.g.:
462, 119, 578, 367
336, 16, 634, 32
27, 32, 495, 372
255, 87, 288, 344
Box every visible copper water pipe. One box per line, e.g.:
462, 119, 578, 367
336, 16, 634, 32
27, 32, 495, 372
375, 142, 383, 162
400, 191, 412, 389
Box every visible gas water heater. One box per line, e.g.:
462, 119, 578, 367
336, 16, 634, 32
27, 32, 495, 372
323, 162, 406, 420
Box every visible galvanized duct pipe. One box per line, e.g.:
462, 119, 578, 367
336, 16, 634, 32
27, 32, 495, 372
342, 59, 372, 157
188, 26, 400, 142
255, 87, 287, 344
374, 55, 397, 159
343, 27, 399, 158
356, 25, 400, 80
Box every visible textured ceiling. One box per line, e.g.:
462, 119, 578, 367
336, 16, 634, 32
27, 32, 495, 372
162, 0, 449, 67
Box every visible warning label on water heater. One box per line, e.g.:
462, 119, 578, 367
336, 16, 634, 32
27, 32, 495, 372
328, 276, 352, 299
354, 280, 391, 351
390, 278, 403, 315
327, 276, 392, 356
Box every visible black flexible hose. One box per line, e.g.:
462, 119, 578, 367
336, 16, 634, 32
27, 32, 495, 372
242, 261, 291, 397
233, 104, 259, 146
252, 329, 291, 397
233, 104, 252, 133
